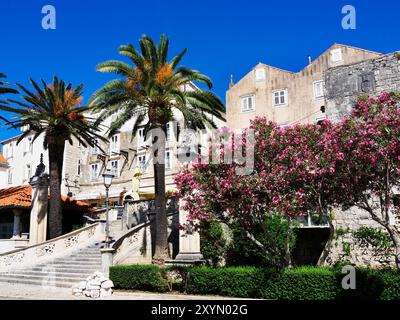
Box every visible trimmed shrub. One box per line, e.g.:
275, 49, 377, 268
186, 266, 270, 298
264, 267, 338, 300
110, 264, 168, 292
109, 264, 400, 300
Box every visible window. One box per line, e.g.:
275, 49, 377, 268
240, 95, 255, 112
91, 164, 99, 180
77, 160, 81, 176
273, 89, 288, 106
313, 80, 324, 99
330, 48, 342, 63
110, 160, 119, 177
137, 128, 145, 147
24, 164, 32, 182
92, 139, 99, 155
24, 137, 33, 154
4, 143, 13, 159
137, 155, 146, 172
166, 122, 172, 141
255, 68, 266, 81
165, 151, 171, 169
7, 169, 13, 185
110, 134, 120, 155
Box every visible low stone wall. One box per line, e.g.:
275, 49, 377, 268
123, 197, 179, 229
0, 222, 104, 272
112, 213, 179, 265
325, 207, 398, 268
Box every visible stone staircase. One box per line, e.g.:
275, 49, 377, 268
108, 220, 126, 244
0, 242, 103, 288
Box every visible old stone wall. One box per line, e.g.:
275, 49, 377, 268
322, 53, 400, 268
325, 52, 400, 123
325, 207, 397, 268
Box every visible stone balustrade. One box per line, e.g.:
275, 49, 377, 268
0, 222, 104, 272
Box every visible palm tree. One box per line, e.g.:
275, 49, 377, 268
90, 34, 225, 264
0, 76, 106, 239
0, 73, 18, 122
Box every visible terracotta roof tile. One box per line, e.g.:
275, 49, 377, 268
0, 185, 94, 212
0, 153, 8, 165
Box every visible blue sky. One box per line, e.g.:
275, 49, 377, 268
0, 0, 399, 142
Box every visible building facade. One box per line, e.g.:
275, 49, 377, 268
226, 44, 382, 130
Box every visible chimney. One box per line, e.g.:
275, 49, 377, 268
308, 55, 312, 65
229, 74, 234, 89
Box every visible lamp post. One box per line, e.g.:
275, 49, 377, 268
102, 169, 115, 248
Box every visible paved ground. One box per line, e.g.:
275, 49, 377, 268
0, 283, 244, 300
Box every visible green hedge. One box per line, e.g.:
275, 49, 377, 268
264, 267, 338, 300
186, 266, 271, 298
109, 264, 400, 300
110, 264, 168, 292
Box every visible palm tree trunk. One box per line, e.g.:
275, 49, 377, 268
152, 128, 169, 264
47, 139, 65, 239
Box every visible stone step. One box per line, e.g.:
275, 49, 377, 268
37, 263, 101, 269
0, 276, 78, 288
4, 270, 92, 279
0, 273, 87, 284
51, 257, 101, 262
30, 267, 100, 274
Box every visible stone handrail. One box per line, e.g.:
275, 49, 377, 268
0, 222, 104, 272
112, 219, 153, 265
112, 212, 177, 265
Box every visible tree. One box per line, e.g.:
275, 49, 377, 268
176, 91, 400, 269
326, 92, 400, 268
89, 34, 225, 264
0, 73, 18, 122
175, 122, 337, 267
0, 76, 105, 239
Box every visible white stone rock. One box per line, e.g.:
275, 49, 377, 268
90, 290, 100, 299
100, 288, 112, 297
101, 280, 114, 289
89, 280, 101, 286
72, 288, 82, 294
87, 285, 101, 290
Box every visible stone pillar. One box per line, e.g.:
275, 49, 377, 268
175, 201, 203, 262
100, 248, 115, 278
29, 174, 49, 245
11, 209, 23, 239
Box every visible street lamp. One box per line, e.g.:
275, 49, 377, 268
102, 169, 115, 247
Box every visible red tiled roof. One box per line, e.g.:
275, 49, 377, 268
0, 185, 94, 212
0, 153, 8, 165
0, 185, 31, 209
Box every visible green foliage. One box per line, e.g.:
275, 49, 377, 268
264, 267, 338, 300
186, 266, 270, 298
199, 221, 226, 266
226, 214, 296, 268
110, 265, 168, 292
353, 227, 393, 250
110, 264, 400, 300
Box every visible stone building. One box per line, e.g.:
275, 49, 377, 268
62, 84, 225, 207
226, 44, 382, 130
322, 51, 400, 268
325, 51, 400, 122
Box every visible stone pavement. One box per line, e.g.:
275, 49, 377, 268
0, 283, 245, 300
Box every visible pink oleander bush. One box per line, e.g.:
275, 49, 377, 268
175, 92, 400, 268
